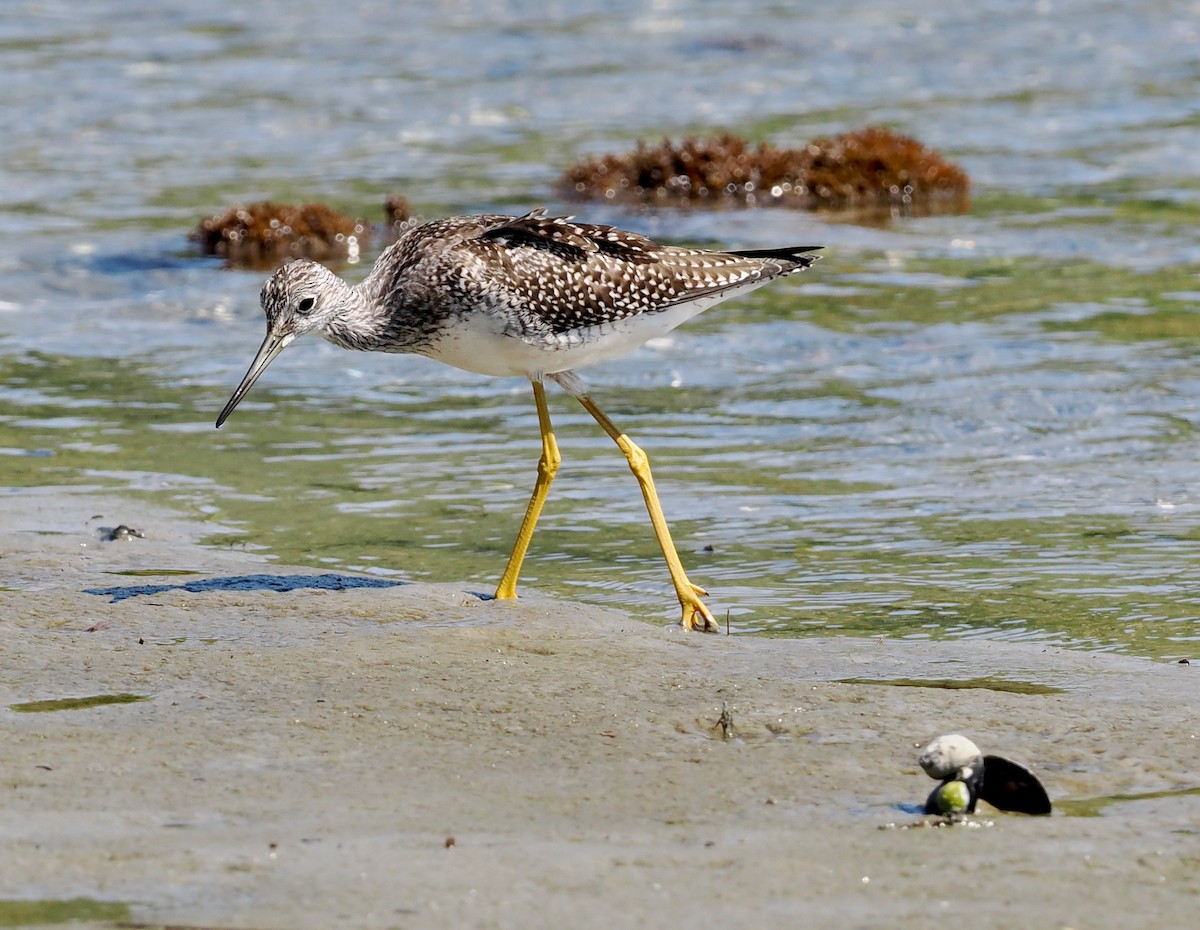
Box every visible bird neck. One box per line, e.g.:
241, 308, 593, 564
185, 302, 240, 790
319, 278, 392, 352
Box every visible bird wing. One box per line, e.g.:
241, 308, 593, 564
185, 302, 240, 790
455, 210, 820, 333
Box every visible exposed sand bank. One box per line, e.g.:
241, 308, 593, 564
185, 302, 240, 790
1, 488, 1196, 929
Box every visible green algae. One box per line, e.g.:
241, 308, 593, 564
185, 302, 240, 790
1057, 786, 1200, 818
836, 676, 1063, 695
105, 569, 203, 576
0, 898, 130, 928
10, 693, 150, 713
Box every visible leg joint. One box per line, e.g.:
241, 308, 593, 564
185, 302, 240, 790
616, 434, 649, 473
538, 442, 562, 479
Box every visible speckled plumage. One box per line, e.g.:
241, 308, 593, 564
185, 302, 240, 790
217, 209, 822, 632
250, 208, 820, 384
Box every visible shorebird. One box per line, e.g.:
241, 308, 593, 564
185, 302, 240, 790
216, 209, 820, 631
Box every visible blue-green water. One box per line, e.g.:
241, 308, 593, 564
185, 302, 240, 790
2, 1, 1200, 655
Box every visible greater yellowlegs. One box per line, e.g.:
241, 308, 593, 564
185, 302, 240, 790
216, 209, 820, 631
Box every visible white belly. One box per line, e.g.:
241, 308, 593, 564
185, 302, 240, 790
421, 294, 732, 378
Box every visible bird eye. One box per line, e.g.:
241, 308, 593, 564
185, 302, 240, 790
296, 296, 316, 315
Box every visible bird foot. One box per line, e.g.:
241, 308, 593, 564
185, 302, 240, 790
679, 583, 720, 633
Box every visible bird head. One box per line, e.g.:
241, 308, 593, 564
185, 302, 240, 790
215, 260, 343, 427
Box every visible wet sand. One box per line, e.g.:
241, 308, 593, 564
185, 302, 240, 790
1, 487, 1197, 929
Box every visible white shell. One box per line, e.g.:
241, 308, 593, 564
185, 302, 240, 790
919, 733, 983, 779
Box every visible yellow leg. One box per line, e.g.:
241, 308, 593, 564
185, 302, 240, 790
495, 381, 561, 600
576, 394, 719, 633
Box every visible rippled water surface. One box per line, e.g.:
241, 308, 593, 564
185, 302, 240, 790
3, 0, 1200, 655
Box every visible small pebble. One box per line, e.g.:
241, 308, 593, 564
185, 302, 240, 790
919, 734, 981, 779
105, 525, 145, 541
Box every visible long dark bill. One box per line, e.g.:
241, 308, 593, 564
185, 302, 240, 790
215, 329, 290, 428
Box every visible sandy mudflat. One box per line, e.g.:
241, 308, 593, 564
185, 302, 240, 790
1, 487, 1197, 930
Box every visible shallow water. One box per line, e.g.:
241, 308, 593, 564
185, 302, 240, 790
2, 0, 1200, 656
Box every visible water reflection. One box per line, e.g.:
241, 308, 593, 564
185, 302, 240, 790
85, 572, 407, 604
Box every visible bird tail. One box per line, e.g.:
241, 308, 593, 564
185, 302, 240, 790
731, 245, 822, 275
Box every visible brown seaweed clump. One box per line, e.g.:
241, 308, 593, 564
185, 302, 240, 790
561, 127, 969, 215
380, 192, 415, 243
799, 127, 969, 211
192, 201, 368, 269
382, 192, 411, 227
